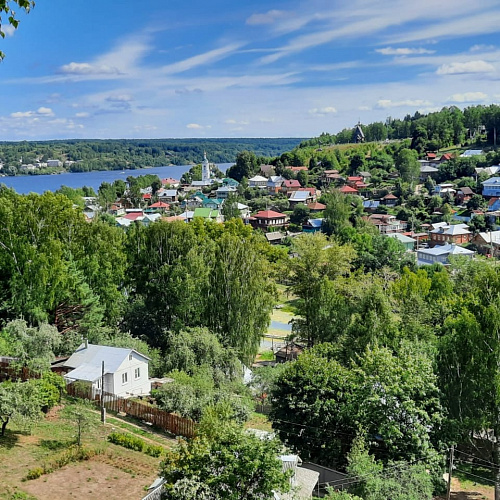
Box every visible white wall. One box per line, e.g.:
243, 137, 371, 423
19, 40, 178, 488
112, 352, 151, 398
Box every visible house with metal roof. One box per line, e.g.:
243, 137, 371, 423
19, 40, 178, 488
482, 177, 500, 197
386, 232, 416, 251
429, 223, 472, 246
63, 343, 151, 398
417, 244, 475, 266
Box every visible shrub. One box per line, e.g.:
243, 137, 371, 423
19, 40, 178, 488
26, 467, 44, 480
108, 431, 164, 457
145, 444, 164, 457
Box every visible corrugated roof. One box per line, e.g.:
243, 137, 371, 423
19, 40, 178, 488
64, 343, 149, 373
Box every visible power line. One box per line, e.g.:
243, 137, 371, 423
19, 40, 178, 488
454, 449, 498, 468
453, 466, 496, 485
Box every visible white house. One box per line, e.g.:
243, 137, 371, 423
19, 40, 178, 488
249, 175, 268, 188
63, 343, 151, 398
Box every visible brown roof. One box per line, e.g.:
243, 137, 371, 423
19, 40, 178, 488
382, 193, 398, 199
307, 202, 326, 210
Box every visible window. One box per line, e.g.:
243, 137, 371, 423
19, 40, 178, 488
134, 367, 140, 379
122, 372, 128, 384
129, 354, 133, 361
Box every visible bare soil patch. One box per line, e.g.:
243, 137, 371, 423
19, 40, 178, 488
22, 460, 157, 500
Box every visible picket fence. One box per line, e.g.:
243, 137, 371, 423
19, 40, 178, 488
66, 383, 196, 438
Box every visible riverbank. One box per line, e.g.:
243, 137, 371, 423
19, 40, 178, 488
0, 163, 233, 194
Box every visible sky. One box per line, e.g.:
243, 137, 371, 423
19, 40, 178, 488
0, 0, 500, 140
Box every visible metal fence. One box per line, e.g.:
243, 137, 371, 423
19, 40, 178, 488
141, 485, 164, 500
66, 383, 196, 438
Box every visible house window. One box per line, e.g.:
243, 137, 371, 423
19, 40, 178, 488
134, 367, 140, 379
122, 372, 128, 384
129, 354, 133, 361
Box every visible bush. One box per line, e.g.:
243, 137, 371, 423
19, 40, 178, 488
26, 467, 44, 480
108, 431, 164, 457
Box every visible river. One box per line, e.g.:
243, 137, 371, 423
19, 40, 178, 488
0, 163, 234, 194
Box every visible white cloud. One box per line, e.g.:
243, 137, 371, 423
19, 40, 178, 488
376, 99, 432, 109
106, 94, 133, 102
358, 106, 372, 111
470, 44, 496, 52
37, 107, 54, 116
246, 10, 287, 26
161, 43, 243, 75
186, 123, 203, 129
308, 106, 337, 116
436, 60, 495, 75
10, 107, 54, 118
2, 25, 15, 37
376, 47, 435, 55
59, 62, 121, 75
224, 119, 249, 125
448, 92, 489, 102
75, 112, 90, 118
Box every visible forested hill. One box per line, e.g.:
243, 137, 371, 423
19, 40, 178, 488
0, 138, 305, 175
298, 104, 500, 152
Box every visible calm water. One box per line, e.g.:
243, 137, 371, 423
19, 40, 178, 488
0, 163, 233, 194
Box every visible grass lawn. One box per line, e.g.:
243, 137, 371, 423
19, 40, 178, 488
0, 400, 175, 500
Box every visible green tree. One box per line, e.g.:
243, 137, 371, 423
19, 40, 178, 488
221, 194, 241, 221
62, 400, 99, 446
160, 403, 291, 499
0, 380, 43, 436
271, 343, 443, 467
395, 149, 419, 185
3, 320, 60, 373
0, 1, 34, 59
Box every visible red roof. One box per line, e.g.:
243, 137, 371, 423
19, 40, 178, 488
254, 210, 286, 219
162, 177, 179, 185
340, 186, 358, 193
440, 153, 453, 161
150, 201, 169, 208
382, 193, 398, 199
288, 166, 308, 172
284, 179, 301, 188
142, 193, 152, 199
347, 176, 362, 181
426, 153, 437, 159
123, 212, 143, 221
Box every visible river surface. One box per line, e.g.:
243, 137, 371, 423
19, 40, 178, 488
0, 163, 233, 194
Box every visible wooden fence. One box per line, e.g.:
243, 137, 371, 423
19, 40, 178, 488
66, 384, 196, 439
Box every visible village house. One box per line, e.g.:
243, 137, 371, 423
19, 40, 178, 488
339, 185, 358, 195
307, 201, 326, 213
455, 187, 474, 205
288, 190, 313, 207
157, 188, 178, 204
381, 193, 398, 206
216, 185, 238, 199
249, 175, 268, 189
260, 164, 276, 177
267, 175, 285, 194
321, 170, 343, 186
281, 179, 301, 195
429, 222, 472, 246
367, 214, 405, 234
62, 342, 151, 398
249, 210, 288, 232
302, 218, 323, 233
434, 183, 456, 198
471, 231, 500, 257
419, 164, 439, 181
417, 244, 475, 266
385, 232, 416, 251
482, 177, 500, 197
161, 177, 180, 188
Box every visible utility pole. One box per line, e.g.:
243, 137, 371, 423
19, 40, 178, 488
446, 445, 454, 500
101, 360, 106, 424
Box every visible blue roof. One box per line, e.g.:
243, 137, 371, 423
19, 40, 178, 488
363, 200, 380, 208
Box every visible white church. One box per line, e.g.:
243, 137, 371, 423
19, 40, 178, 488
191, 152, 215, 187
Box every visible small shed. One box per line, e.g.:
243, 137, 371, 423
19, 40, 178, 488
275, 343, 304, 363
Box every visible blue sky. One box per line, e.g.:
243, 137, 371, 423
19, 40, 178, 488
0, 0, 500, 140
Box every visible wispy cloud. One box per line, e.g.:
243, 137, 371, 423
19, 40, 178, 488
376, 99, 432, 109
246, 10, 287, 26
448, 92, 489, 102
308, 106, 337, 116
376, 47, 435, 56
437, 60, 495, 75
11, 107, 54, 118
161, 43, 243, 75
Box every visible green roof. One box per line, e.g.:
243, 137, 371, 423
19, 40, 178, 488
193, 208, 220, 219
